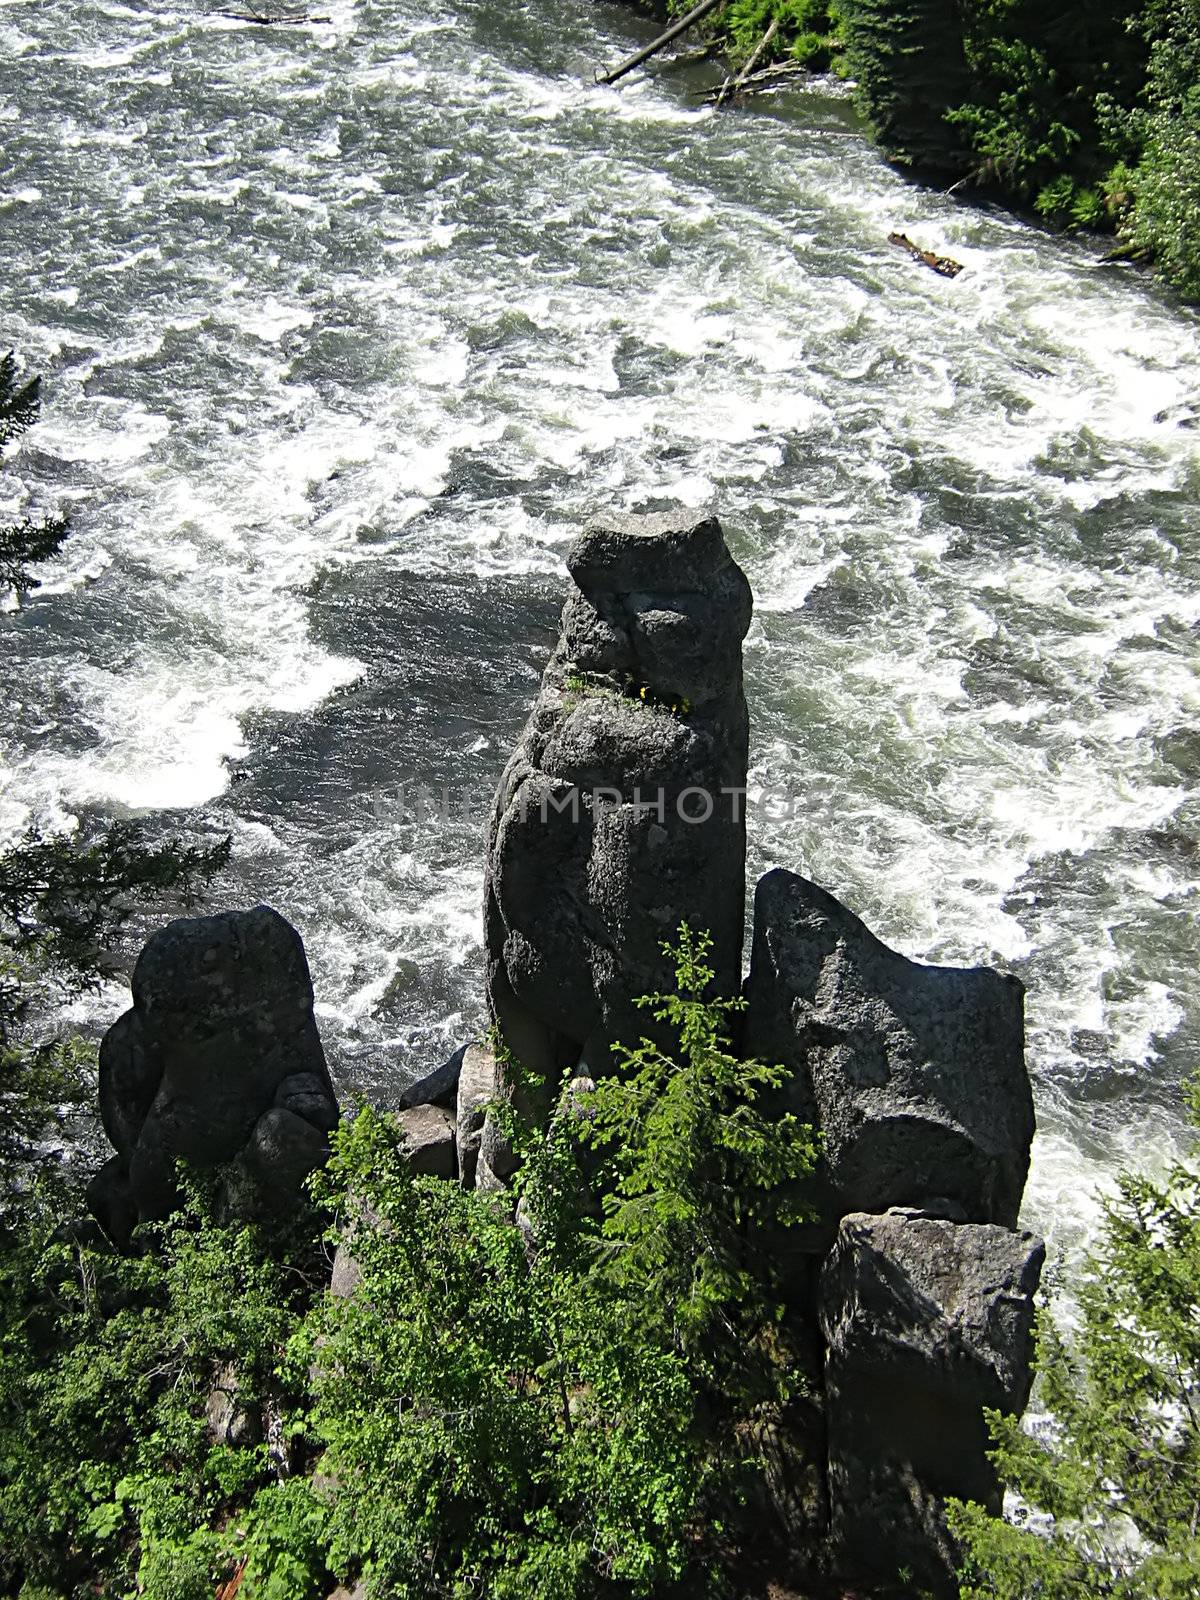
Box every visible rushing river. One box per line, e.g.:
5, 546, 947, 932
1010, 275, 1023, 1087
2, 0, 1199, 1257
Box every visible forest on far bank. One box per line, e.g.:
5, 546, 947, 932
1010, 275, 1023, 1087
654, 0, 1200, 302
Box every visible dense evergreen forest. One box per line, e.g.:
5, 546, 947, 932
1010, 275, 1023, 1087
668, 0, 1200, 300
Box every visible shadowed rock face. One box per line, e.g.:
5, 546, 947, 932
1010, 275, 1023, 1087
744, 868, 1035, 1229
484, 511, 752, 1118
819, 1210, 1045, 1597
87, 905, 338, 1245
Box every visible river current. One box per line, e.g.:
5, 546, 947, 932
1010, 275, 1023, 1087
2, 0, 1199, 1258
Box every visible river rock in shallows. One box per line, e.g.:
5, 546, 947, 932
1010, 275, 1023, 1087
819, 1210, 1044, 1597
87, 906, 339, 1245
484, 509, 752, 1109
743, 868, 1034, 1228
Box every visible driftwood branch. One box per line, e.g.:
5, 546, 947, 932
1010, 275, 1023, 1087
888, 232, 964, 279
656, 40, 724, 72
717, 16, 778, 107
695, 59, 806, 104
595, 0, 727, 87
216, 6, 328, 23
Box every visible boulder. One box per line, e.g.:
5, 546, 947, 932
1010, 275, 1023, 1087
483, 510, 752, 1163
456, 1040, 497, 1188
89, 906, 339, 1245
397, 1103, 457, 1179
398, 1043, 467, 1112
819, 1209, 1044, 1597
329, 1197, 382, 1302
205, 1359, 263, 1449
743, 869, 1034, 1228
329, 1239, 364, 1301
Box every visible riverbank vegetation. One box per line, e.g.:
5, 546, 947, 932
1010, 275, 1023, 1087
658, 0, 1200, 301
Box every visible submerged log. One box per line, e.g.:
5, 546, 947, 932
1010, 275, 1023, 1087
595, 0, 727, 87
888, 231, 964, 279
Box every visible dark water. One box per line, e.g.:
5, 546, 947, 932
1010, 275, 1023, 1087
2, 0, 1200, 1256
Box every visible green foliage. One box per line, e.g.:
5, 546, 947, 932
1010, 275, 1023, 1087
943, 2, 1147, 201
580, 925, 818, 1375
0, 351, 68, 596
1116, 0, 1200, 297
951, 1097, 1200, 1597
0, 1182, 321, 1599
0, 928, 817, 1597
838, 0, 976, 172
720, 0, 845, 72
292, 927, 817, 1598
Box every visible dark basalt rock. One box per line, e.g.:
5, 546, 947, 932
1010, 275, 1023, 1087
744, 868, 1034, 1229
398, 1043, 467, 1112
87, 905, 338, 1246
484, 510, 752, 1131
819, 1210, 1045, 1597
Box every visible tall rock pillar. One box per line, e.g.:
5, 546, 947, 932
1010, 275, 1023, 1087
482, 510, 752, 1162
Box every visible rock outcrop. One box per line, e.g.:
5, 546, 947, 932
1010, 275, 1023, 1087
456, 1040, 497, 1189
819, 1209, 1045, 1596
484, 510, 752, 1099
744, 868, 1034, 1230
81, 502, 1049, 1600
87, 905, 338, 1246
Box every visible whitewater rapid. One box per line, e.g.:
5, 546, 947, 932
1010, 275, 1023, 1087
2, 0, 1199, 1258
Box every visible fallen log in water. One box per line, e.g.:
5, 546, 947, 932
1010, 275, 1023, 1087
717, 16, 778, 107
216, 7, 328, 22
888, 231, 964, 279
595, 0, 727, 87
696, 59, 808, 104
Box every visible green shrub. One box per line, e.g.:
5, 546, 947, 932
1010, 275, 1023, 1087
0, 1183, 318, 1597
1119, 2, 1200, 297
0, 927, 817, 1598
296, 925, 818, 1599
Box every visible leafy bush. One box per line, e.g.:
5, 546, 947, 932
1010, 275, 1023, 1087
0, 928, 819, 1598
0, 1182, 322, 1599
300, 925, 819, 1598
1119, 0, 1200, 296
950, 1084, 1200, 1597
